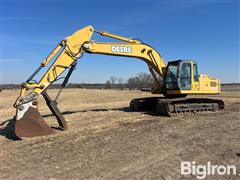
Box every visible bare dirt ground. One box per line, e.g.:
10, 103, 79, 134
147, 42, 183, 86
0, 89, 240, 180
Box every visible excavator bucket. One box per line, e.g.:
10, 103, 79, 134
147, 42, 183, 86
15, 107, 54, 138
15, 91, 67, 139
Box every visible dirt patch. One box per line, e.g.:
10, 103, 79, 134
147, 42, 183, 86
0, 89, 240, 179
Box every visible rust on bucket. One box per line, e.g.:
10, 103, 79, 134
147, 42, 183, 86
15, 107, 54, 138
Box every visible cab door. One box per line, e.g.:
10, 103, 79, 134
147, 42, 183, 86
192, 62, 199, 91
179, 62, 192, 90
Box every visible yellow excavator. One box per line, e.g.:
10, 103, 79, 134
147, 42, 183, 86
14, 25, 224, 139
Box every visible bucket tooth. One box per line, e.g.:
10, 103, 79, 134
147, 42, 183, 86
15, 107, 54, 138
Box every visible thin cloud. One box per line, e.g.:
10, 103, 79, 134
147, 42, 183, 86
17, 39, 57, 45
0, 58, 29, 63
111, 1, 217, 27
1, 34, 57, 45
0, 17, 41, 21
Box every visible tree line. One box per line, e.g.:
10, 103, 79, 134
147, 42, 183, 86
1, 77, 239, 92
0, 72, 154, 91
105, 72, 154, 90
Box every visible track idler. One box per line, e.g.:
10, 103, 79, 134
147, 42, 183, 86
130, 97, 160, 111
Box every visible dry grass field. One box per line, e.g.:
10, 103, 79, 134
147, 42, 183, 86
0, 89, 240, 179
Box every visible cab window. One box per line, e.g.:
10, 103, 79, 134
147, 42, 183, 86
193, 63, 199, 81
180, 63, 191, 90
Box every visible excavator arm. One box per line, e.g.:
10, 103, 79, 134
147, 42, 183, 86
14, 25, 167, 138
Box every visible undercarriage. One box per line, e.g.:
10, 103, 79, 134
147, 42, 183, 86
130, 97, 225, 116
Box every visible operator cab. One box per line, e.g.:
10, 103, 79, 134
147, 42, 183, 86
164, 60, 198, 94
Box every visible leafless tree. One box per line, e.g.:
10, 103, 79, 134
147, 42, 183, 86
118, 78, 124, 89
127, 73, 154, 90
127, 77, 138, 90
110, 76, 117, 88
105, 80, 112, 89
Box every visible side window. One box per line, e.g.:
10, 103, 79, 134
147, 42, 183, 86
193, 63, 199, 81
180, 63, 191, 90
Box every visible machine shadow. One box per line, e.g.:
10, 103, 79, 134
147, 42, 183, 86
0, 108, 160, 140
0, 118, 20, 140
43, 106, 160, 119
43, 107, 132, 118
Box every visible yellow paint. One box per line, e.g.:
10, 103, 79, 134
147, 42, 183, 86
17, 25, 221, 101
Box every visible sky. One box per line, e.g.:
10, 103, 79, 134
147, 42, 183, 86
0, 0, 239, 84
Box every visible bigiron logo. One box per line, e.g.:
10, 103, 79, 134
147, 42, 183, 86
181, 161, 238, 179
111, 46, 132, 53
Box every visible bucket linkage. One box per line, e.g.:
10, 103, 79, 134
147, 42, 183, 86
15, 62, 77, 139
